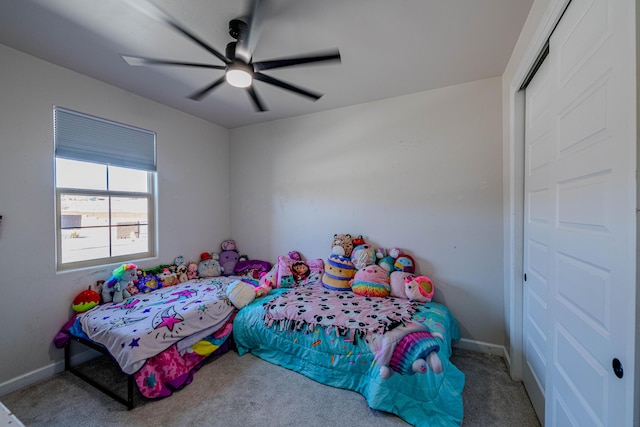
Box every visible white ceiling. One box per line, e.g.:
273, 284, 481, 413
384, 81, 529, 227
0, 0, 533, 129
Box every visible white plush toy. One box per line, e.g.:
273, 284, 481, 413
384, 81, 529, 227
226, 280, 256, 309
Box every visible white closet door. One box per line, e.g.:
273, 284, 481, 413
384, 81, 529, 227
523, 48, 553, 424
523, 0, 636, 425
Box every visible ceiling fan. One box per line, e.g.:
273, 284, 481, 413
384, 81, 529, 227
122, 0, 341, 112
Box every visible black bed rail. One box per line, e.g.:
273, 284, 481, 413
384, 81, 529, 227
64, 336, 135, 410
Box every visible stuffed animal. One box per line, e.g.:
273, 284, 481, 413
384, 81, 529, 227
219, 240, 240, 276
72, 287, 101, 313
111, 280, 131, 304
389, 271, 413, 298
350, 244, 376, 270
350, 264, 390, 297
225, 280, 256, 309
198, 252, 223, 277
92, 280, 105, 297
369, 321, 443, 379
137, 273, 160, 293
258, 264, 278, 290
322, 254, 356, 291
394, 254, 416, 273
405, 275, 434, 302
176, 263, 189, 283
174, 255, 185, 266
125, 280, 138, 295
158, 267, 179, 287
331, 234, 354, 257
221, 239, 237, 251
376, 247, 398, 273
219, 250, 239, 276
254, 281, 273, 297
187, 261, 199, 280
352, 235, 366, 247
102, 263, 137, 303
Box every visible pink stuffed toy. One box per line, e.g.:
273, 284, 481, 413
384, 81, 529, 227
187, 261, 199, 280
405, 275, 434, 302
350, 264, 390, 297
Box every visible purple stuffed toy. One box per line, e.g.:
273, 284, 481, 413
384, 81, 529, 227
220, 239, 240, 276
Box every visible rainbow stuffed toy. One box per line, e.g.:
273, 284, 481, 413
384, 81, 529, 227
102, 263, 137, 303
350, 264, 390, 297
370, 321, 443, 379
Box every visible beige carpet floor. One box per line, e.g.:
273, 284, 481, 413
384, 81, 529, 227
1, 347, 540, 426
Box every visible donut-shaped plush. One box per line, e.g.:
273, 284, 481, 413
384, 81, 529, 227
351, 264, 390, 297
322, 254, 356, 291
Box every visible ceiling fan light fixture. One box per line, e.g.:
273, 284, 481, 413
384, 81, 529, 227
226, 62, 253, 88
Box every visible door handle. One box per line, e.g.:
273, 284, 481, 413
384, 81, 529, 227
612, 358, 623, 378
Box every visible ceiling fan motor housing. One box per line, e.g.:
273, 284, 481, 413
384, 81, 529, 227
228, 19, 247, 40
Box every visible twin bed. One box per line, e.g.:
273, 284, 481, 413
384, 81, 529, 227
60, 274, 465, 426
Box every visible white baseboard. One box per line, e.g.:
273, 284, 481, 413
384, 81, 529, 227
453, 338, 506, 357
0, 349, 99, 397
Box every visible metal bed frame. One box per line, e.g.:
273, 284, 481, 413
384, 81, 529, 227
64, 335, 135, 410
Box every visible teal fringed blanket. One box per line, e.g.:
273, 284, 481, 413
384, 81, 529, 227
234, 288, 465, 427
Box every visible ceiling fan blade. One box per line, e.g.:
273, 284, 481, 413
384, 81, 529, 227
122, 55, 226, 70
127, 0, 229, 64
188, 76, 226, 101
235, 0, 265, 63
246, 86, 267, 112
254, 72, 322, 100
253, 50, 341, 72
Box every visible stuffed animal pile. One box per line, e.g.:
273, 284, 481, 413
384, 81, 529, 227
70, 239, 263, 311
320, 234, 432, 302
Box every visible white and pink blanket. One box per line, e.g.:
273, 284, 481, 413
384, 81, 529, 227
79, 277, 237, 374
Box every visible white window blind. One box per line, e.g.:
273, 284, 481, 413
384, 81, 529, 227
54, 107, 156, 171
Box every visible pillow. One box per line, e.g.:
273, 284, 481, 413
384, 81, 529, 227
233, 259, 272, 280
258, 264, 278, 289
277, 255, 324, 288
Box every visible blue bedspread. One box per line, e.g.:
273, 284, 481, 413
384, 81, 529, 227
233, 288, 465, 427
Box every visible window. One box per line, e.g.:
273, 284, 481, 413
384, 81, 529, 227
54, 107, 156, 271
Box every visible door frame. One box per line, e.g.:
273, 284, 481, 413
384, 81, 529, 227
504, 0, 571, 383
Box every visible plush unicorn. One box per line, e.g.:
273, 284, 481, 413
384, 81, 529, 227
102, 263, 137, 304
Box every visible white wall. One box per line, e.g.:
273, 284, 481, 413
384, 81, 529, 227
0, 44, 230, 390
229, 77, 505, 346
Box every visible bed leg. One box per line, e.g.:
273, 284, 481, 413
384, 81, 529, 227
127, 375, 134, 410
65, 337, 136, 410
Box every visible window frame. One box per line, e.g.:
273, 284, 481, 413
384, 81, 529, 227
55, 166, 157, 272
53, 105, 158, 272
